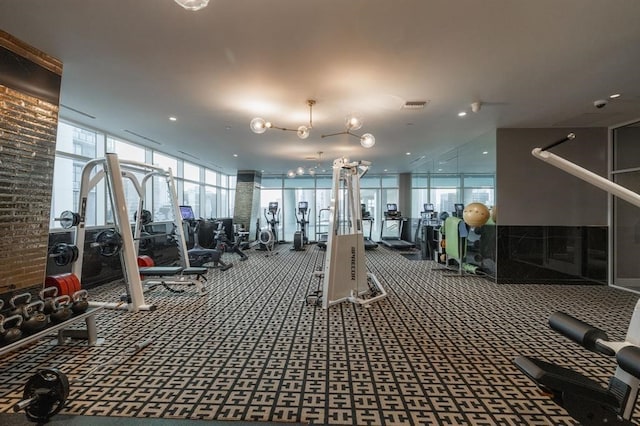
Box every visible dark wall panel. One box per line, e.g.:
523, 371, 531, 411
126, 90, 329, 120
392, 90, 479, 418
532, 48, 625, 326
496, 128, 608, 226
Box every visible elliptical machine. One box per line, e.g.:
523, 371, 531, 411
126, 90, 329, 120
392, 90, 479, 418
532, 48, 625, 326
257, 201, 280, 251
292, 201, 309, 251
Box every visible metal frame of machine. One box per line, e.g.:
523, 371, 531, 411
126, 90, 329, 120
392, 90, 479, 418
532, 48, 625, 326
72, 153, 193, 312
320, 157, 386, 309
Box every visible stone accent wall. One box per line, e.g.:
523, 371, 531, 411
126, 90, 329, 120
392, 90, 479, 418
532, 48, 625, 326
233, 171, 262, 240
0, 31, 62, 292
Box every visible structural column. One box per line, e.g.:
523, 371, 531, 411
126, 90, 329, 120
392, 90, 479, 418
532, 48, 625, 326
233, 170, 262, 241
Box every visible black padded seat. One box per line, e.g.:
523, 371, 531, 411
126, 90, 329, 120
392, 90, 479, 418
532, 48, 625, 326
139, 266, 183, 276
188, 248, 216, 256
182, 267, 208, 275
514, 355, 620, 408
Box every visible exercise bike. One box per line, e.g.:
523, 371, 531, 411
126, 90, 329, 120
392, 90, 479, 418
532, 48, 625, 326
292, 201, 309, 251
213, 218, 248, 261
183, 214, 232, 271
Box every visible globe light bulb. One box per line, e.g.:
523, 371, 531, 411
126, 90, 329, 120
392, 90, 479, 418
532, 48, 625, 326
345, 114, 363, 131
360, 133, 376, 148
297, 125, 310, 139
250, 117, 267, 134
287, 170, 296, 178
308, 168, 316, 176
296, 166, 305, 175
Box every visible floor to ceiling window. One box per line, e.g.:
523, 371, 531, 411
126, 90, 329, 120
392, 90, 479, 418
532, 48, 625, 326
612, 120, 640, 291
50, 120, 234, 230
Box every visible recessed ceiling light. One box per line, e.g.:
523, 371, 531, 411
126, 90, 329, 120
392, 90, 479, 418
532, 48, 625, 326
169, 116, 177, 121
384, 169, 388, 172
458, 112, 467, 117
233, 154, 238, 157
438, 168, 442, 172
482, 151, 488, 155
610, 93, 621, 99
406, 152, 411, 156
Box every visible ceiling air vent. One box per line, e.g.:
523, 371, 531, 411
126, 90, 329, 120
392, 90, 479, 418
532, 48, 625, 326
402, 100, 429, 110
60, 104, 96, 119
123, 129, 162, 145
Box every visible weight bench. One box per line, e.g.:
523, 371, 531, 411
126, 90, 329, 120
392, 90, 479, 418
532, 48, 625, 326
139, 266, 208, 294
514, 312, 640, 425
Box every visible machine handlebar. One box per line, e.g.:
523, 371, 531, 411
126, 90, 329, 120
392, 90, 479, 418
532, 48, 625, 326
549, 311, 614, 356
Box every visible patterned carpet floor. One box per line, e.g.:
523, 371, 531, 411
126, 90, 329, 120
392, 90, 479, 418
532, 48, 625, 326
1, 244, 639, 425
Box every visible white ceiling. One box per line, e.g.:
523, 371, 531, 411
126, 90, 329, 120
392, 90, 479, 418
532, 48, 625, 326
1, 0, 639, 176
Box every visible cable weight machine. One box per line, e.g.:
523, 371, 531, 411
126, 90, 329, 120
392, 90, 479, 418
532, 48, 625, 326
514, 133, 640, 424
312, 157, 386, 309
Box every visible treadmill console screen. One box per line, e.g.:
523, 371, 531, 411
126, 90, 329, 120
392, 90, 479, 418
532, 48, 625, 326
424, 203, 434, 213
361, 203, 371, 218
268, 202, 279, 214
385, 203, 401, 218
179, 205, 195, 221
298, 201, 308, 211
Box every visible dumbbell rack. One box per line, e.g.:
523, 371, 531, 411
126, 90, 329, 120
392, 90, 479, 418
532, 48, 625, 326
0, 306, 104, 357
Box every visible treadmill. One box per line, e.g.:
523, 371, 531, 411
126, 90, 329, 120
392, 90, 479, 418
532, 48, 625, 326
379, 203, 415, 249
361, 203, 378, 250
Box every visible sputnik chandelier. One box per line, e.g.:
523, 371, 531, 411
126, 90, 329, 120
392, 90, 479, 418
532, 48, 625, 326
250, 100, 315, 140
321, 114, 376, 148
286, 152, 325, 178
250, 100, 375, 148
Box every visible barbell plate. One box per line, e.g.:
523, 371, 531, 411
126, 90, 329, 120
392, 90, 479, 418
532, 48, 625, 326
44, 275, 68, 297
44, 273, 78, 296
94, 230, 122, 257
134, 209, 153, 225
58, 211, 79, 229
71, 245, 79, 263
22, 368, 69, 423
51, 243, 74, 267
137, 255, 155, 267
68, 274, 81, 294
